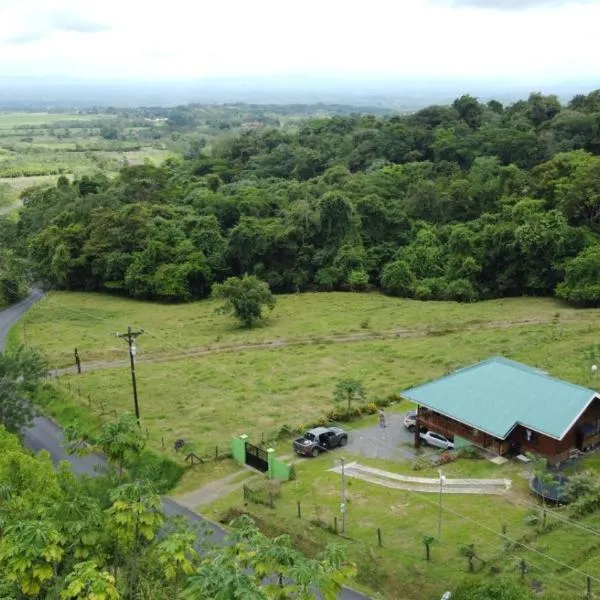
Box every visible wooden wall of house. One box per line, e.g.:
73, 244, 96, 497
508, 425, 572, 463
418, 397, 600, 464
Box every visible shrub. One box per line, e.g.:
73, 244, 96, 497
359, 317, 370, 329
564, 470, 599, 503
457, 446, 481, 459
127, 450, 185, 493
437, 451, 457, 465
373, 396, 391, 408
277, 424, 294, 439
366, 402, 378, 415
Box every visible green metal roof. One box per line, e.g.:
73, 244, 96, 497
402, 357, 597, 440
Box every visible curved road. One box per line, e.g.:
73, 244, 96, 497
0, 291, 369, 600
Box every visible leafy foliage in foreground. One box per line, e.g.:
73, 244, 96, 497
0, 346, 46, 433
8, 89, 600, 304
0, 426, 355, 599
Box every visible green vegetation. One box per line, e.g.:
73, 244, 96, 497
5, 90, 600, 305
204, 451, 598, 600
213, 274, 276, 327
5, 90, 600, 599
0, 425, 354, 599
0, 346, 46, 433
14, 291, 600, 456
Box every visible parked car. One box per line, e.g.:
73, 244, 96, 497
293, 426, 348, 457
403, 410, 418, 431
420, 430, 454, 450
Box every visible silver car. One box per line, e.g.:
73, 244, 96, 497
420, 431, 454, 450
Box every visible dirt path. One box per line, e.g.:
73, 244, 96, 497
52, 316, 570, 376
329, 462, 512, 495
174, 468, 258, 510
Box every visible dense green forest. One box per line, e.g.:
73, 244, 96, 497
5, 90, 600, 306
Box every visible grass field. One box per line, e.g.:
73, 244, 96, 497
13, 290, 600, 599
0, 112, 107, 128
0, 111, 170, 181
15, 291, 600, 452
203, 453, 600, 600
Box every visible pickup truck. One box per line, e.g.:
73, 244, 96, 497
293, 426, 348, 457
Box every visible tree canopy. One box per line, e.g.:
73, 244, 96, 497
5, 88, 600, 305
0, 425, 355, 599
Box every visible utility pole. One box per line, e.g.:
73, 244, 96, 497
116, 326, 144, 424
340, 457, 347, 534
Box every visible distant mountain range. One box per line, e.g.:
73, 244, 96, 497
0, 75, 597, 109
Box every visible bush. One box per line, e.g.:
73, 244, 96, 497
571, 490, 600, 518
127, 450, 185, 493
437, 451, 457, 465
453, 577, 534, 600
564, 470, 599, 503
365, 402, 378, 414
457, 446, 481, 459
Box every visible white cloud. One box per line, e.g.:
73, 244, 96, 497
0, 0, 599, 81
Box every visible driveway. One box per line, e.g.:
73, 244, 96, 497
345, 412, 432, 461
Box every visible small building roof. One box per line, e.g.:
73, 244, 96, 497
401, 357, 597, 441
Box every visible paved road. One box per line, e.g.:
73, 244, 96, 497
0, 291, 368, 599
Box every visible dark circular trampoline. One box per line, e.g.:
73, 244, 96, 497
529, 474, 569, 504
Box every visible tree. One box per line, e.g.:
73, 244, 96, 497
212, 274, 275, 328
60, 561, 119, 600
0, 519, 64, 595
0, 346, 46, 434
107, 481, 164, 598
527, 452, 554, 528
95, 413, 145, 476
333, 379, 366, 417
381, 259, 415, 297
183, 515, 355, 600
556, 246, 600, 306
422, 535, 435, 561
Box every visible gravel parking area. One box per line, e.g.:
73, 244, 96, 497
344, 412, 433, 461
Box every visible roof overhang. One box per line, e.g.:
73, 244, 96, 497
406, 392, 600, 443
409, 396, 511, 441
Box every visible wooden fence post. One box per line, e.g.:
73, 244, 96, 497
297, 501, 301, 519
377, 528, 382, 547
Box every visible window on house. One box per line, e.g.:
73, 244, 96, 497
472, 428, 480, 437
525, 429, 537, 443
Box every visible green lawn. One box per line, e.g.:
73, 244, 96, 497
204, 454, 598, 600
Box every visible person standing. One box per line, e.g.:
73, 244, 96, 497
378, 409, 386, 428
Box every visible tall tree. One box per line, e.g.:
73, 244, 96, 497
212, 274, 275, 328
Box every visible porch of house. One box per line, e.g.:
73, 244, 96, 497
417, 407, 511, 456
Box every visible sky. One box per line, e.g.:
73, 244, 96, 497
0, 0, 599, 82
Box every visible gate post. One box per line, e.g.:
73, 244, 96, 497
231, 434, 248, 466
267, 448, 275, 479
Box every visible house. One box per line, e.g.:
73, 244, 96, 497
402, 357, 600, 465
